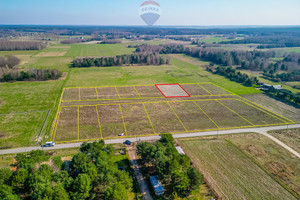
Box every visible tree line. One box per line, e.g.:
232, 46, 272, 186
219, 36, 300, 48
71, 53, 170, 68
99, 40, 122, 44
0, 40, 47, 51
265, 87, 300, 105
137, 134, 204, 198
0, 141, 133, 200
263, 70, 300, 82
135, 44, 300, 73
135, 44, 277, 70
0, 68, 62, 82
208, 66, 258, 86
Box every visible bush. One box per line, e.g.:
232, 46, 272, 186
52, 156, 63, 169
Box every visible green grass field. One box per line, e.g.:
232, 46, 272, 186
179, 135, 297, 200
64, 44, 135, 57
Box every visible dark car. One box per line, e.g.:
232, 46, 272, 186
124, 140, 132, 145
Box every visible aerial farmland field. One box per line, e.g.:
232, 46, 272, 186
51, 82, 293, 143
179, 134, 299, 200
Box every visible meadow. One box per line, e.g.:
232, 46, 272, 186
179, 134, 299, 200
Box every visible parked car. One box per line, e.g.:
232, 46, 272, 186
123, 140, 132, 145
43, 141, 55, 147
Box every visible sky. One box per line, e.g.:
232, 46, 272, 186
0, 0, 299, 26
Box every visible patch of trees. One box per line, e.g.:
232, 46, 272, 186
61, 38, 90, 44
0, 68, 62, 82
210, 66, 258, 86
71, 53, 170, 68
265, 88, 300, 105
137, 134, 204, 198
99, 40, 122, 44
0, 40, 46, 51
0, 141, 133, 200
219, 36, 300, 48
0, 55, 20, 69
263, 70, 300, 82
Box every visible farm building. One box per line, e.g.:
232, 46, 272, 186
150, 176, 165, 196
262, 84, 282, 91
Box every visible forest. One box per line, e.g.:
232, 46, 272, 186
0, 41, 47, 51
71, 53, 170, 68
219, 36, 300, 48
0, 141, 134, 200
0, 68, 62, 82
137, 134, 204, 198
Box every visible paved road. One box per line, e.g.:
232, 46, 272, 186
1, 124, 300, 155
127, 146, 153, 200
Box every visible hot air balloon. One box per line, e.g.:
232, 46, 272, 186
139, 1, 161, 26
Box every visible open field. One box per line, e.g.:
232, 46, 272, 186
0, 80, 64, 148
51, 83, 293, 143
179, 134, 298, 200
64, 43, 135, 57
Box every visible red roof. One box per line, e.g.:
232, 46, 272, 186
141, 1, 160, 7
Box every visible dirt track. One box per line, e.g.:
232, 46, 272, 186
127, 146, 153, 200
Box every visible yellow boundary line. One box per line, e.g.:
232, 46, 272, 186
142, 103, 156, 134
62, 82, 213, 89
95, 105, 103, 138
119, 104, 128, 136
95, 88, 99, 100
77, 106, 80, 141
52, 106, 62, 141
167, 102, 188, 132
197, 83, 212, 95
134, 86, 142, 98
51, 88, 65, 141
216, 100, 255, 126
193, 100, 220, 129
61, 98, 237, 108
115, 87, 121, 99
60, 93, 234, 103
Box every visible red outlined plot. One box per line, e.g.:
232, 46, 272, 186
155, 83, 190, 98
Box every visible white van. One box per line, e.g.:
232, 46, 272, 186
44, 141, 55, 147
